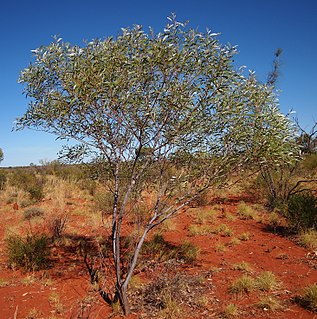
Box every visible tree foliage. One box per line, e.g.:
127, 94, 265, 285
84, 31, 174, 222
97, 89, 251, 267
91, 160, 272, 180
17, 16, 298, 314
0, 148, 3, 163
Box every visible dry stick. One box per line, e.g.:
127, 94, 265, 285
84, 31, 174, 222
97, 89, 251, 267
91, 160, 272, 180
13, 305, 18, 319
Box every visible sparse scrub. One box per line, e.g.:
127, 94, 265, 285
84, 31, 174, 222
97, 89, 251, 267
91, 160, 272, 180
177, 241, 200, 264
49, 292, 64, 314
0, 278, 9, 287
257, 295, 282, 311
229, 275, 255, 294
298, 229, 317, 250
268, 210, 282, 231
237, 202, 257, 220
215, 242, 227, 252
188, 224, 212, 236
255, 271, 281, 291
47, 213, 68, 239
1, 185, 31, 207
232, 261, 252, 272
195, 209, 216, 224
142, 274, 209, 318
212, 223, 233, 236
228, 237, 241, 246
297, 283, 317, 312
23, 207, 45, 220
223, 212, 236, 221
6, 233, 50, 271
222, 303, 239, 318
238, 232, 251, 241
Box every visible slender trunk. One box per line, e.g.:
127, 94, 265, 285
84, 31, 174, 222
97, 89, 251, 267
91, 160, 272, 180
116, 285, 131, 315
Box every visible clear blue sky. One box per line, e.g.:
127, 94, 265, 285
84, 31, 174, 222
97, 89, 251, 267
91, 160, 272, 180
1, 0, 316, 167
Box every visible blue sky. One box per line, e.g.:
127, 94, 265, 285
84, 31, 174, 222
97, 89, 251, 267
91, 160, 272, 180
1, 0, 316, 167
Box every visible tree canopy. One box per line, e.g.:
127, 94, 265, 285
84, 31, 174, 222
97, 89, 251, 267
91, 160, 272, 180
0, 148, 3, 163
17, 16, 299, 314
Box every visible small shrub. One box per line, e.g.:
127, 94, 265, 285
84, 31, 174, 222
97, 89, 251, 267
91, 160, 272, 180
195, 210, 216, 224
47, 214, 68, 238
23, 207, 45, 220
298, 283, 317, 312
229, 275, 255, 294
267, 210, 282, 231
287, 192, 317, 231
6, 233, 50, 271
188, 224, 212, 236
222, 303, 239, 318
212, 223, 233, 236
237, 202, 257, 220
255, 271, 280, 291
298, 229, 317, 250
238, 232, 251, 241
177, 241, 200, 264
228, 237, 240, 246
257, 295, 282, 311
215, 242, 227, 252
232, 261, 252, 272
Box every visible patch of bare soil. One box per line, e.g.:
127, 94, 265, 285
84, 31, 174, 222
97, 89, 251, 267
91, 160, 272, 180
0, 194, 316, 319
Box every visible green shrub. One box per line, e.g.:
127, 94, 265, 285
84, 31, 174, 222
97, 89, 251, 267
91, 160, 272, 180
6, 233, 50, 271
8, 170, 45, 201
287, 192, 317, 231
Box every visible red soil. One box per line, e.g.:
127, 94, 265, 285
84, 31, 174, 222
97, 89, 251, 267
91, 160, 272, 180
0, 195, 316, 319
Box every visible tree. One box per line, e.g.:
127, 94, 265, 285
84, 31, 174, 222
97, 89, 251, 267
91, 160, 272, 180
17, 16, 298, 314
0, 148, 3, 164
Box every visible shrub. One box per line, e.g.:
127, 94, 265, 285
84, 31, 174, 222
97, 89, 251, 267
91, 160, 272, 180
229, 275, 255, 294
176, 241, 200, 264
232, 261, 252, 272
23, 207, 45, 220
237, 202, 257, 220
298, 229, 317, 250
8, 170, 45, 201
222, 304, 239, 318
6, 233, 50, 271
257, 295, 282, 311
298, 283, 317, 312
238, 232, 251, 241
255, 271, 280, 291
188, 224, 212, 236
47, 214, 68, 238
0, 171, 7, 190
287, 192, 317, 231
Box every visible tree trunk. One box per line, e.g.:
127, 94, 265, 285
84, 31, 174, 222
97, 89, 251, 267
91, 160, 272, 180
116, 285, 131, 315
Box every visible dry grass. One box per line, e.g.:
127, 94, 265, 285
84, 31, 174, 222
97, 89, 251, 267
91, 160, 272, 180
232, 261, 252, 273
229, 275, 255, 294
188, 224, 212, 236
236, 202, 257, 220
298, 229, 317, 250
222, 303, 239, 318
298, 283, 317, 312
0, 185, 31, 207
255, 271, 281, 291
257, 295, 283, 311
238, 232, 251, 241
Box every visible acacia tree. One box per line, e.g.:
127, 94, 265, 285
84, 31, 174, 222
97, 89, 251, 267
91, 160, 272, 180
0, 148, 3, 163
17, 16, 298, 314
